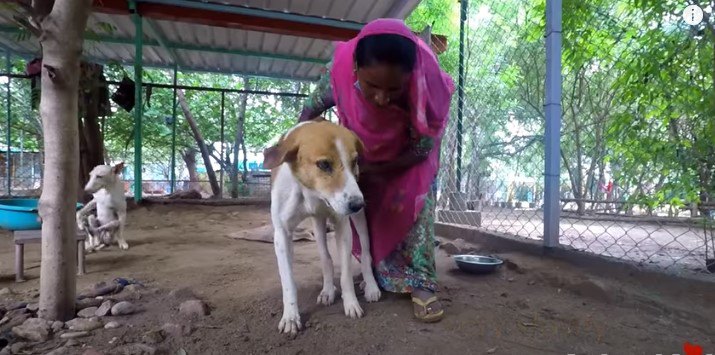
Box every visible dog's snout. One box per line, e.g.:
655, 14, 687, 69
347, 197, 365, 214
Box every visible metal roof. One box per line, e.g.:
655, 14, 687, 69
0, 0, 428, 81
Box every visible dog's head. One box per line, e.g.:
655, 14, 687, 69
263, 118, 366, 216
85, 162, 125, 193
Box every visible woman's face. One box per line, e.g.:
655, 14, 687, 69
355, 64, 411, 107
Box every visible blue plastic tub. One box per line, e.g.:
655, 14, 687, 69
0, 198, 83, 231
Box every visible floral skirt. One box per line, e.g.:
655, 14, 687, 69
374, 185, 438, 293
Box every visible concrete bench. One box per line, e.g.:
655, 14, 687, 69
13, 230, 86, 282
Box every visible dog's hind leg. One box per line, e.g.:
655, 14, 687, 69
115, 212, 129, 250
334, 217, 364, 319
351, 210, 382, 303
313, 217, 336, 306
85, 215, 100, 252
273, 221, 301, 335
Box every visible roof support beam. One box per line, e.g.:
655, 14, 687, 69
6, 49, 320, 81
90, 0, 448, 52
0, 25, 328, 64
93, 0, 359, 41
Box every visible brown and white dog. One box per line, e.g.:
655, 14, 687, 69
263, 118, 381, 335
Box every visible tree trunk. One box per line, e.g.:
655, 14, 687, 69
77, 62, 105, 202
37, 0, 92, 321
177, 90, 220, 197
231, 77, 250, 198
181, 148, 200, 191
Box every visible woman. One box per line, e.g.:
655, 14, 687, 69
299, 18, 455, 323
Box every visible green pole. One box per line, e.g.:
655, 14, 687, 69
219, 92, 225, 197
170, 65, 177, 193
131, 1, 143, 202
456, 0, 467, 192
4, 52, 10, 196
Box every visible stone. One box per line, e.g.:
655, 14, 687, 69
9, 342, 27, 354
114, 343, 157, 355
0, 313, 30, 333
52, 321, 65, 333
104, 321, 121, 330
5, 309, 28, 319
439, 241, 461, 255
66, 339, 81, 347
46, 347, 69, 355
125, 284, 143, 293
76, 298, 103, 310
504, 259, 527, 274
67, 317, 103, 332
11, 318, 52, 342
61, 331, 90, 339
179, 300, 209, 318
78, 307, 99, 318
0, 288, 12, 297
570, 277, 614, 303
161, 323, 191, 338
82, 348, 104, 355
96, 300, 114, 317
7, 303, 26, 311
25, 303, 39, 313
111, 301, 137, 316
168, 288, 196, 301
141, 329, 165, 344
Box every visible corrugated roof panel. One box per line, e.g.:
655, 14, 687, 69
0, 0, 423, 80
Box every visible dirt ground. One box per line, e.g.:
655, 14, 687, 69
1, 204, 714, 355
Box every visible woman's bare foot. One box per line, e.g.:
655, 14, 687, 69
411, 288, 444, 323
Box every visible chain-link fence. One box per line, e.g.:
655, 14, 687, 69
434, 0, 715, 274
435, 0, 547, 242
1, 65, 43, 197
1, 64, 307, 200
557, 1, 714, 272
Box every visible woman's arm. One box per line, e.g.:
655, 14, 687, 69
361, 136, 434, 175
298, 62, 336, 122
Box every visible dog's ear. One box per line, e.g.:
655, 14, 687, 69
350, 131, 365, 157
113, 162, 125, 174
263, 137, 299, 170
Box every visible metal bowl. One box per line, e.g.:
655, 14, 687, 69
453, 254, 504, 274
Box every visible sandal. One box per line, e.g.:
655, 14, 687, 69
412, 295, 444, 323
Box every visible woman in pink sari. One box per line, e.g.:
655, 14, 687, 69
299, 18, 455, 322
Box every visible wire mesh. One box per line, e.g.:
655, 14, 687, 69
0, 71, 43, 197
434, 0, 547, 242
558, 1, 715, 272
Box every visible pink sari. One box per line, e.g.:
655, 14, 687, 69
330, 19, 455, 265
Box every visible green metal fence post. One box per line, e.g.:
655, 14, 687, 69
131, 0, 143, 202
219, 91, 225, 197
170, 65, 177, 193
4, 52, 11, 196
456, 0, 468, 193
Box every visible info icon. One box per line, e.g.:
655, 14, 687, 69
682, 4, 704, 26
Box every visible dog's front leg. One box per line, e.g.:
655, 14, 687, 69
313, 217, 336, 306
273, 223, 301, 334
351, 210, 381, 302
335, 217, 364, 319
116, 212, 129, 250
76, 200, 97, 231
85, 215, 100, 252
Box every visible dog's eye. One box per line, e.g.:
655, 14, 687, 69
316, 160, 332, 173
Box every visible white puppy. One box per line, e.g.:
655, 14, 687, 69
264, 118, 381, 335
76, 162, 128, 251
